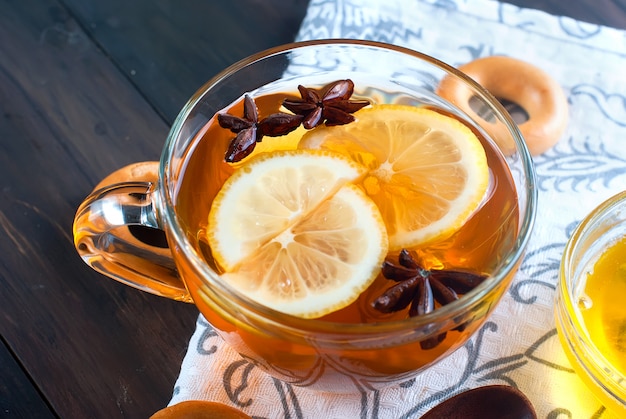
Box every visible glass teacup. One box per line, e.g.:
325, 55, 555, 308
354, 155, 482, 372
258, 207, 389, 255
73, 40, 536, 392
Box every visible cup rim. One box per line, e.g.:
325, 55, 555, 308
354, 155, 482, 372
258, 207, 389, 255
158, 39, 537, 334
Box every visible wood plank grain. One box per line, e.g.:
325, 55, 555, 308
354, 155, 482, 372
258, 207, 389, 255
0, 338, 56, 419
61, 0, 311, 123
0, 0, 199, 417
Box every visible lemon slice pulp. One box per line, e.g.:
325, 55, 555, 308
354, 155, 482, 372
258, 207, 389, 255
207, 149, 389, 319
298, 105, 490, 250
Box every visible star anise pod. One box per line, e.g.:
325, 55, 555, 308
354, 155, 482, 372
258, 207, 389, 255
218, 95, 302, 163
282, 79, 370, 129
372, 249, 488, 349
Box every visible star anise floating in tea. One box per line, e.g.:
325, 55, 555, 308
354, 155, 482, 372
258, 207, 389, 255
282, 79, 371, 129
373, 249, 488, 349
218, 79, 370, 162
218, 95, 303, 163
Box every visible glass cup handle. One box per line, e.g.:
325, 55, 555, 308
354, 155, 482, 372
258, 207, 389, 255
72, 162, 192, 302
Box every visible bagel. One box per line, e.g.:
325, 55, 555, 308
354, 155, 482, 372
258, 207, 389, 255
151, 400, 252, 419
437, 56, 568, 156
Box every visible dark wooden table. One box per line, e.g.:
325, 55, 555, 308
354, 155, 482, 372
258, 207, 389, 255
1, 1, 625, 417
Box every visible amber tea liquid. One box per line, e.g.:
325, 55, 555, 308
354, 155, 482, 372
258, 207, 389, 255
174, 79, 520, 389
576, 236, 626, 385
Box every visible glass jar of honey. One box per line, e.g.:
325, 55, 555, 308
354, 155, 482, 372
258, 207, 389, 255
556, 190, 626, 415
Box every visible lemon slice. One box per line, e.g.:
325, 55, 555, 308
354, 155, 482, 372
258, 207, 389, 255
298, 105, 490, 250
207, 149, 388, 319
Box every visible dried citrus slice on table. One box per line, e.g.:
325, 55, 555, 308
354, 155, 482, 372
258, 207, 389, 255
207, 149, 389, 319
298, 105, 490, 250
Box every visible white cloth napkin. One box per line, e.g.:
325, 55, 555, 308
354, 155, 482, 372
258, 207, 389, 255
169, 0, 626, 417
